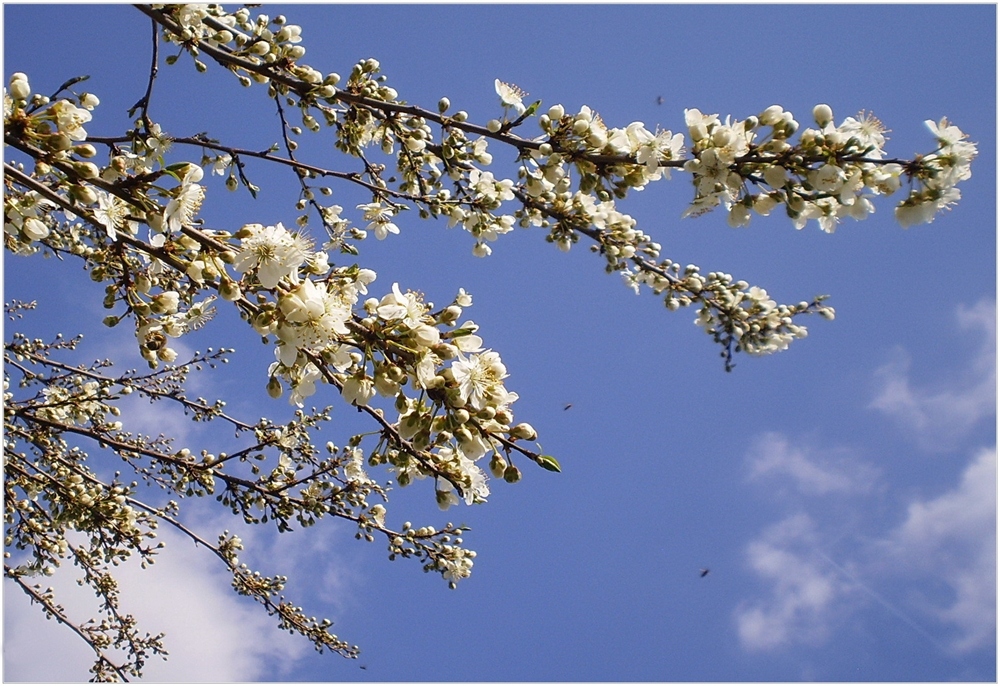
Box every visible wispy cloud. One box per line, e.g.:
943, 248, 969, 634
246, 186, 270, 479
870, 299, 996, 451
746, 432, 878, 495
737, 436, 996, 658
879, 446, 996, 654
734, 514, 854, 652
737, 300, 996, 658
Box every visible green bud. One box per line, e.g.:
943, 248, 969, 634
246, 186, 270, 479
266, 377, 283, 399
489, 454, 507, 478
503, 464, 521, 483
47, 133, 73, 150
535, 454, 561, 473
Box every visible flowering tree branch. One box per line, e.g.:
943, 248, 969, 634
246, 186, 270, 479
3, 3, 977, 680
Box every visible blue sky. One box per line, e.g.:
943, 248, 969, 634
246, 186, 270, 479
3, 3, 996, 682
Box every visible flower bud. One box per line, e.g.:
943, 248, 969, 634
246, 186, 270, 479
759, 105, 784, 126
74, 143, 98, 158
9, 73, 30, 100
74, 162, 100, 179
812, 103, 833, 127
434, 305, 459, 325
267, 377, 283, 399
438, 97, 450, 113
509, 423, 537, 441
48, 133, 72, 151
489, 454, 508, 478
502, 464, 521, 483
70, 184, 97, 205
22, 217, 49, 241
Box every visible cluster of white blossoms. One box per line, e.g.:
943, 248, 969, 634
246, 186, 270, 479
38, 379, 113, 427
895, 117, 978, 227
681, 103, 977, 234
529, 102, 687, 196
3, 5, 981, 618
3, 66, 538, 520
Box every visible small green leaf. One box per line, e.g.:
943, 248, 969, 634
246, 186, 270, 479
535, 454, 561, 472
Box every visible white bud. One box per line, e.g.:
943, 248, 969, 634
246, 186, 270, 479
812, 103, 833, 127
9, 74, 30, 100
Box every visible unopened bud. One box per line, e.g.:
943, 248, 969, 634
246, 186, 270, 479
74, 162, 100, 179
490, 454, 508, 478
509, 423, 537, 441
812, 103, 834, 127
70, 184, 97, 205
266, 377, 283, 399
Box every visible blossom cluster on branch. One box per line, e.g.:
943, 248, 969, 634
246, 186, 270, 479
2, 3, 977, 679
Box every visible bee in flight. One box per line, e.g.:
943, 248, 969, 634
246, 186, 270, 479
699, 568, 710, 577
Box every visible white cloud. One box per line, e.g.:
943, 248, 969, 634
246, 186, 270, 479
880, 446, 996, 654
746, 432, 878, 495
738, 439, 996, 658
734, 301, 996, 666
4, 524, 308, 682
734, 514, 854, 652
870, 299, 996, 450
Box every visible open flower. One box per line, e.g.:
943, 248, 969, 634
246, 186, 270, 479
93, 191, 137, 241
163, 167, 205, 233
495, 79, 527, 115
49, 99, 92, 141
234, 222, 309, 289
357, 202, 400, 240
376, 282, 426, 328
451, 350, 508, 410
342, 374, 376, 407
